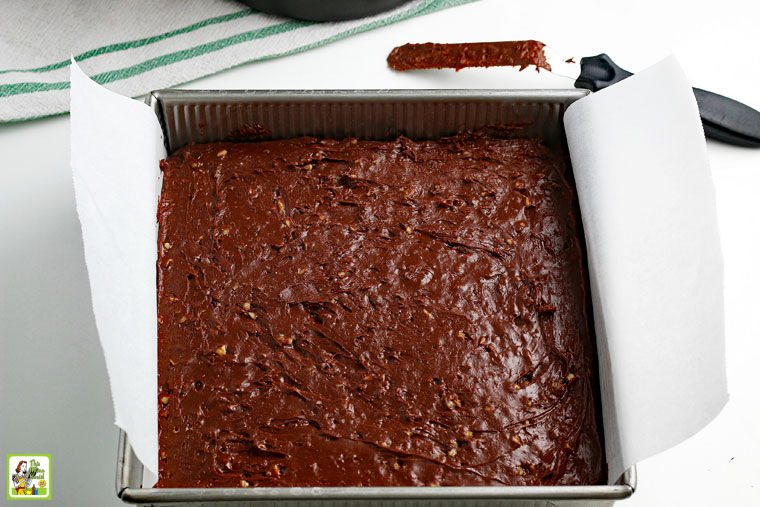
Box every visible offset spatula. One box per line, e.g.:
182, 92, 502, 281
571, 54, 760, 147
387, 42, 760, 147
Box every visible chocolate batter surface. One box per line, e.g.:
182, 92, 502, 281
387, 41, 551, 72
156, 133, 602, 487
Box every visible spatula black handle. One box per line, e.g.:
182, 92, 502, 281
574, 54, 760, 148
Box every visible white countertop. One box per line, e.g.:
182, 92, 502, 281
1, 0, 758, 504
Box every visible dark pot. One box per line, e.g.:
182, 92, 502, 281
241, 0, 412, 21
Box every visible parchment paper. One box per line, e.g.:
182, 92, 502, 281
564, 56, 727, 483
70, 60, 165, 477
70, 55, 727, 485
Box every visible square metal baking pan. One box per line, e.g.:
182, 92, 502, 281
117, 89, 636, 506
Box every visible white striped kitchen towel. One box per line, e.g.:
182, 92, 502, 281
0, 0, 473, 123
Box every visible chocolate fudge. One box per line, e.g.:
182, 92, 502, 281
156, 133, 603, 487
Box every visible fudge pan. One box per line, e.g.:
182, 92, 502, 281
116, 88, 636, 506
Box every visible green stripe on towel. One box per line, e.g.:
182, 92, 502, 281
0, 9, 262, 75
